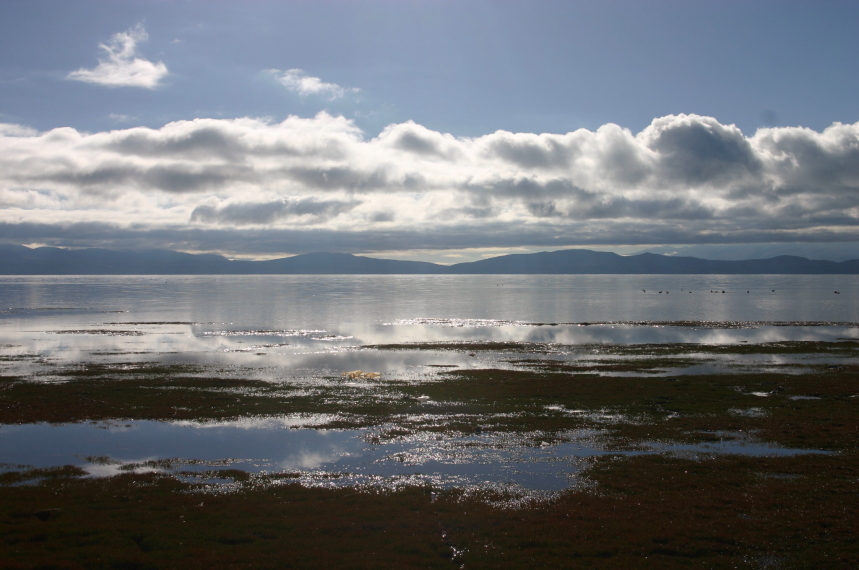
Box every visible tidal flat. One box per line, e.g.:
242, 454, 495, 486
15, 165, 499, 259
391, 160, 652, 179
3, 275, 859, 568
2, 332, 859, 568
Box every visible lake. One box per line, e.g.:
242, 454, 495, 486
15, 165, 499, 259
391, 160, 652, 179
2, 274, 858, 327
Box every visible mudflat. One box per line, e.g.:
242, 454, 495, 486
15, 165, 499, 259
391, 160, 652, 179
2, 335, 858, 568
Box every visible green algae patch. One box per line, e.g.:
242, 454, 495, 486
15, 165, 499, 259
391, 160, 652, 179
578, 320, 859, 328
2, 339, 859, 568
4, 342, 859, 451
0, 372, 298, 424
508, 356, 708, 374
1, 454, 857, 569
0, 472, 459, 570
0, 375, 424, 426
407, 360, 859, 449
0, 364, 447, 426
0, 465, 87, 486
367, 341, 554, 352
473, 452, 859, 569
418, 367, 745, 420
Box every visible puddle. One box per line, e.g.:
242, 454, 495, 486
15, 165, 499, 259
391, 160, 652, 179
0, 420, 828, 494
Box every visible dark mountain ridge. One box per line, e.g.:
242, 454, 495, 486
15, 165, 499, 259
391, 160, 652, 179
1, 244, 858, 274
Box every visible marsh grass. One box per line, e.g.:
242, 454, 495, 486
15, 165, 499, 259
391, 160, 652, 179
1, 452, 857, 569
2, 340, 859, 567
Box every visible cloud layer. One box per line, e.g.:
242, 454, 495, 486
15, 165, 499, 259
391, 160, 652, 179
270, 69, 358, 100
67, 24, 168, 89
1, 113, 858, 255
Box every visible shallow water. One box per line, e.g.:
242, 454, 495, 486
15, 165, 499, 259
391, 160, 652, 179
3, 275, 858, 373
0, 420, 827, 494
0, 275, 854, 493
2, 274, 858, 327
2, 321, 857, 382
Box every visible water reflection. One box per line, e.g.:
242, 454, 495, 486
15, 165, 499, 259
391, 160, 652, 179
0, 276, 852, 494
3, 274, 859, 328
2, 319, 857, 380
0, 420, 827, 494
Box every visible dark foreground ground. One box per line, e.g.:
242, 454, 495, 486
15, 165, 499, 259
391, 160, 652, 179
2, 339, 858, 569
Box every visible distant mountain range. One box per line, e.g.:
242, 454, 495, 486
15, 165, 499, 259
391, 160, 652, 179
2, 244, 859, 274
633, 243, 859, 262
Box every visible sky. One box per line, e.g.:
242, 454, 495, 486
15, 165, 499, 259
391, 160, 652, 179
1, 0, 858, 263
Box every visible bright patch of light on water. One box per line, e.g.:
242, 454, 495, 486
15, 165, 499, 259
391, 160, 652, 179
0, 420, 829, 495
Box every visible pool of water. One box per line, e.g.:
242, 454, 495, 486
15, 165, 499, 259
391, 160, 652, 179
0, 420, 829, 494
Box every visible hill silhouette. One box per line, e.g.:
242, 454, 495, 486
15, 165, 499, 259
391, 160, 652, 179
1, 245, 858, 274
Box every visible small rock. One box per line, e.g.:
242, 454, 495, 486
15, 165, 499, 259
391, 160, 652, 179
341, 370, 381, 380
34, 508, 61, 521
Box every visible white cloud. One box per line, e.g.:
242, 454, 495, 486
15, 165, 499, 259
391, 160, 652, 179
270, 69, 358, 100
67, 24, 168, 89
190, 197, 360, 225
108, 113, 136, 124
0, 123, 38, 137
1, 114, 858, 255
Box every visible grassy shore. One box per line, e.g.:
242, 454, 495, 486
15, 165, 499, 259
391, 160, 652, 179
2, 339, 858, 568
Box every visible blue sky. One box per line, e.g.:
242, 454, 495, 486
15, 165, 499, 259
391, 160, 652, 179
1, 0, 858, 262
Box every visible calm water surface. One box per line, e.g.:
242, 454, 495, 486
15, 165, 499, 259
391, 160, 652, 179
0, 275, 854, 494
2, 274, 858, 327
